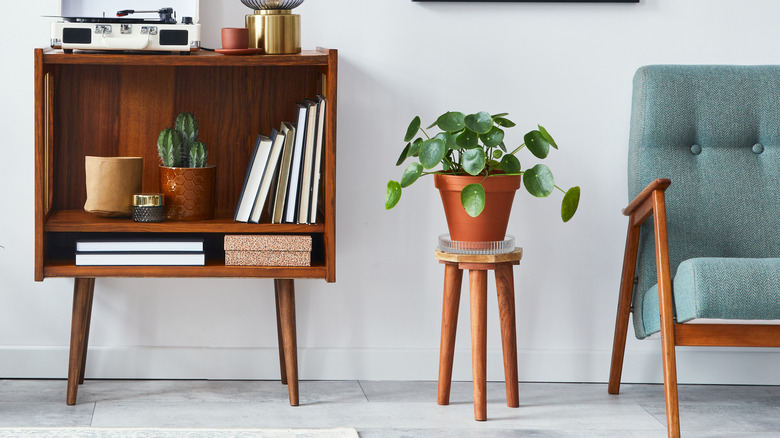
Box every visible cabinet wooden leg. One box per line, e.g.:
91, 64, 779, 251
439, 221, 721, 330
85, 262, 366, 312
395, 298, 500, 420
276, 279, 299, 406
78, 282, 95, 385
274, 280, 288, 385
495, 264, 519, 408
469, 269, 488, 421
437, 263, 463, 406
67, 277, 95, 405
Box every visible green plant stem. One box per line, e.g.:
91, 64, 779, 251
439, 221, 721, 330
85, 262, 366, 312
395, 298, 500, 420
510, 143, 526, 155
554, 184, 567, 194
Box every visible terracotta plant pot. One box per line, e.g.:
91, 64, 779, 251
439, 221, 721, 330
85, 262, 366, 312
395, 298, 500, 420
434, 173, 521, 242
159, 166, 216, 221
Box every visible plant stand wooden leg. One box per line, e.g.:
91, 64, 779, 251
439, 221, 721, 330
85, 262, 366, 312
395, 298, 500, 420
469, 269, 488, 421
67, 277, 95, 405
274, 280, 288, 385
276, 279, 299, 406
78, 281, 95, 385
437, 263, 463, 406
495, 263, 519, 408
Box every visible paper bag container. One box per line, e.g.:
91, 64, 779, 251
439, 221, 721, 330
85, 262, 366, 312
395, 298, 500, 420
84, 156, 143, 217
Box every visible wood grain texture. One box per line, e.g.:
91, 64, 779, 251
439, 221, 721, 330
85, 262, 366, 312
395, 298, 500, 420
78, 286, 95, 385
437, 264, 463, 406
434, 248, 523, 264
276, 279, 299, 406
66, 277, 95, 405
622, 178, 671, 216
469, 269, 488, 421
652, 190, 681, 438
608, 220, 641, 395
274, 281, 288, 385
674, 324, 780, 347
41, 48, 330, 67
495, 264, 519, 408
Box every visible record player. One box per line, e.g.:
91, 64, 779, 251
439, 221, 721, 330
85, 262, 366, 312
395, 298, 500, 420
50, 1, 200, 53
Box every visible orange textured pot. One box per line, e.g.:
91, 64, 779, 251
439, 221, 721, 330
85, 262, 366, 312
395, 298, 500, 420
434, 173, 521, 242
159, 166, 216, 221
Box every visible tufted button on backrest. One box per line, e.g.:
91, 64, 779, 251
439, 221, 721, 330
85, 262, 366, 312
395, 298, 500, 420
753, 143, 765, 154
690, 144, 702, 155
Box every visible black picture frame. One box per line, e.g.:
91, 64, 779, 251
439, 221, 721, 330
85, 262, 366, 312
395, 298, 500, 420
413, 0, 639, 2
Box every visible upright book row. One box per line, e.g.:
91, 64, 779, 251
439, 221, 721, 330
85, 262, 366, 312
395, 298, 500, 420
234, 96, 327, 224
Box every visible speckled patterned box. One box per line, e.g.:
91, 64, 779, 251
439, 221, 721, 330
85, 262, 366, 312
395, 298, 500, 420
225, 250, 311, 267
224, 235, 312, 251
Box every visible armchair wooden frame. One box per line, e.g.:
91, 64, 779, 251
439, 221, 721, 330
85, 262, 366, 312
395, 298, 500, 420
608, 178, 780, 438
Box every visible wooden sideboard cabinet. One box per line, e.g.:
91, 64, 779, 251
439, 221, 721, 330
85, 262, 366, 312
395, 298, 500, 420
33, 47, 338, 406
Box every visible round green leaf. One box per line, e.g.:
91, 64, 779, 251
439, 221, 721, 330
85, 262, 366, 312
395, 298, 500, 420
409, 137, 423, 157
523, 164, 554, 197
462, 148, 486, 176
538, 125, 558, 149
404, 116, 421, 142
494, 117, 516, 128
464, 111, 493, 135
436, 112, 466, 132
524, 130, 550, 159
499, 154, 521, 174
460, 183, 486, 217
492, 150, 503, 159
456, 129, 479, 148
435, 132, 457, 150
385, 180, 401, 209
561, 186, 581, 222
419, 138, 446, 169
400, 162, 423, 188
396, 143, 411, 166
480, 126, 504, 148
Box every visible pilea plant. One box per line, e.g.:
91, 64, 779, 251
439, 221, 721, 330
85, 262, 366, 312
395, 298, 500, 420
385, 111, 580, 221
157, 112, 209, 168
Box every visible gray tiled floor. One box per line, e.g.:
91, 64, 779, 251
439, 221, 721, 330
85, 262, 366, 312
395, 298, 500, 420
1, 380, 779, 437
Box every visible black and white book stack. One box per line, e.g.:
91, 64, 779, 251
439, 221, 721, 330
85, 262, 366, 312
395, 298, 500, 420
75, 237, 205, 266
234, 95, 326, 224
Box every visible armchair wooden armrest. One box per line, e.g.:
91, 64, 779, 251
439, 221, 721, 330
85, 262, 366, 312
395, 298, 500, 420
622, 178, 671, 225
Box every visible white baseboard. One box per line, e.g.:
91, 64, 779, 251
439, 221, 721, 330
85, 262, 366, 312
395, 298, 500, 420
2, 346, 780, 385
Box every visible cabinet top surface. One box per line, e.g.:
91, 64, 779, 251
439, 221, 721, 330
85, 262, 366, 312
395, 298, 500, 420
39, 47, 334, 67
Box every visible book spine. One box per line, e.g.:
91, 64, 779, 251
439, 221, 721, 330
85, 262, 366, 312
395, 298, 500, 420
224, 234, 313, 251
225, 250, 311, 267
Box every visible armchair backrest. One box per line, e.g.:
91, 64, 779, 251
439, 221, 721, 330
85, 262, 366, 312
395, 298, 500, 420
629, 65, 780, 339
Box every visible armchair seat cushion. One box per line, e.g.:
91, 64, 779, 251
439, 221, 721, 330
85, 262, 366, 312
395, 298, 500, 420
640, 258, 780, 336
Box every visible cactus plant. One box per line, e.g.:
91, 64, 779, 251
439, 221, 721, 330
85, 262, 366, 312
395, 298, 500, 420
175, 112, 199, 167
158, 112, 209, 168
157, 128, 182, 167
189, 141, 208, 168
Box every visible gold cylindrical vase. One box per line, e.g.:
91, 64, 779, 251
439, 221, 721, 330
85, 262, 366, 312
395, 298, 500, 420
246, 10, 301, 55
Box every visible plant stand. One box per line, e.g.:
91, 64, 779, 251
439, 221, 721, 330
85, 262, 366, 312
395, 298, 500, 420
434, 247, 523, 421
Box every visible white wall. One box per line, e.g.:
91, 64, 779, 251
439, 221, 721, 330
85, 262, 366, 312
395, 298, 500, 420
2, 0, 780, 384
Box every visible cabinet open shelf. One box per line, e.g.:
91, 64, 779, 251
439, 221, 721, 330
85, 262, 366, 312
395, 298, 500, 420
44, 210, 326, 233
34, 48, 337, 282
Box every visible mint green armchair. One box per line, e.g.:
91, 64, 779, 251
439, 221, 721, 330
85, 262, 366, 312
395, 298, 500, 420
608, 65, 780, 438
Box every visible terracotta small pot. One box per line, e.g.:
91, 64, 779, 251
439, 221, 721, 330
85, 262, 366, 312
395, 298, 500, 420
434, 173, 521, 242
159, 166, 216, 221
221, 27, 249, 50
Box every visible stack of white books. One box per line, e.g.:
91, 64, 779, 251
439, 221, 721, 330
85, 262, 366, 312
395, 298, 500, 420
234, 95, 326, 225
75, 237, 205, 266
